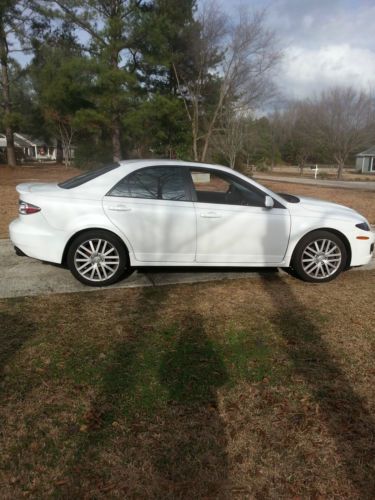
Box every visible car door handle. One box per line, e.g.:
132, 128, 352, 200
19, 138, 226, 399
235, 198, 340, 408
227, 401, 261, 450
108, 204, 132, 211
200, 211, 222, 218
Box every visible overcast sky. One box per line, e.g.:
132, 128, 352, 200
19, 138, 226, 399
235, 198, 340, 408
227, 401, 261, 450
219, 0, 375, 100
16, 1, 374, 103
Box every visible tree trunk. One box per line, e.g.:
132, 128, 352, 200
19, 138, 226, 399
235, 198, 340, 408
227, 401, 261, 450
112, 120, 122, 163
337, 161, 344, 180
4, 125, 16, 166
200, 87, 226, 163
56, 139, 63, 163
192, 121, 199, 161
0, 23, 16, 167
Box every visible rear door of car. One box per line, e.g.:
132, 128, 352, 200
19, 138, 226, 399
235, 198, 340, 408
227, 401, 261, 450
102, 165, 196, 263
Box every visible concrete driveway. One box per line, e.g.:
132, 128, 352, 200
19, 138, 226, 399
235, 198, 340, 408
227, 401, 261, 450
0, 239, 278, 299
1, 239, 373, 299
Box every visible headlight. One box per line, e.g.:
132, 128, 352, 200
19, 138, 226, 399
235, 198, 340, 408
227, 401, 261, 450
356, 222, 370, 231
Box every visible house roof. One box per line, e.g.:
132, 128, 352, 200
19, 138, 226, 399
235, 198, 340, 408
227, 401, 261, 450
0, 135, 25, 148
0, 133, 50, 149
14, 133, 46, 147
357, 146, 375, 156
14, 135, 36, 148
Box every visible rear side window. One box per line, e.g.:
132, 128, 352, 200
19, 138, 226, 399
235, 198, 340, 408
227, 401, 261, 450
58, 163, 120, 189
108, 166, 189, 201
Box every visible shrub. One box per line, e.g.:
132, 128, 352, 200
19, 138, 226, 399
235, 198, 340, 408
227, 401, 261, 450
256, 163, 270, 172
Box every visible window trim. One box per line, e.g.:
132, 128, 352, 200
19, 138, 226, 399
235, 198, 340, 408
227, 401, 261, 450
187, 167, 286, 209
106, 165, 193, 202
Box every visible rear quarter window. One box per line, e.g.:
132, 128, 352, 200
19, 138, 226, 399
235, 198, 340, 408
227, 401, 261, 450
58, 163, 120, 189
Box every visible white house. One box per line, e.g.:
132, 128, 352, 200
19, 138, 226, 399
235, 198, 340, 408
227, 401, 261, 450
355, 146, 375, 174
0, 133, 75, 162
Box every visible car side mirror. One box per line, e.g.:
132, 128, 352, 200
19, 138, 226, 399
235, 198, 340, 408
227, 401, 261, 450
265, 195, 274, 209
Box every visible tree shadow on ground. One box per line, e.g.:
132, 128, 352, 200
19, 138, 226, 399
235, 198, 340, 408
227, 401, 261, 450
153, 313, 228, 496
59, 286, 229, 498
261, 273, 375, 497
0, 308, 35, 397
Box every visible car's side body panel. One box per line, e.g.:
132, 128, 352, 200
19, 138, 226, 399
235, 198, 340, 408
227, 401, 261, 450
102, 196, 197, 262
194, 202, 291, 263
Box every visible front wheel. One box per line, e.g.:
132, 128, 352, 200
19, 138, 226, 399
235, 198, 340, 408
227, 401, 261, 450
67, 230, 129, 287
291, 230, 347, 283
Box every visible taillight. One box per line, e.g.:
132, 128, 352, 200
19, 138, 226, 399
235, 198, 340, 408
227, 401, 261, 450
19, 200, 41, 215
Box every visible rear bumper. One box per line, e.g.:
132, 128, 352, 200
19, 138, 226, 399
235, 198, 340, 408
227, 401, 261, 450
9, 216, 67, 264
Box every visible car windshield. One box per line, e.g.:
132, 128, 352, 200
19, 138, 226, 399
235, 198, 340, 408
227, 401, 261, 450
58, 163, 120, 189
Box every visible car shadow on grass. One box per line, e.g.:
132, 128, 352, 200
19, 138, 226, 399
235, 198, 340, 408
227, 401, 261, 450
261, 273, 375, 497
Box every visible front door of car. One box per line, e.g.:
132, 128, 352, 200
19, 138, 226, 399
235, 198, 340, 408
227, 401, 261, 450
189, 168, 291, 264
103, 166, 196, 262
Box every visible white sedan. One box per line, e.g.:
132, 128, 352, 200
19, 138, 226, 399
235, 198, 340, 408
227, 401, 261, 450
9, 160, 374, 286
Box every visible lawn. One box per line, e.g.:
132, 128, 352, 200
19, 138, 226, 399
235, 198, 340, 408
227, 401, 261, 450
253, 165, 375, 182
1, 272, 375, 497
1, 164, 375, 497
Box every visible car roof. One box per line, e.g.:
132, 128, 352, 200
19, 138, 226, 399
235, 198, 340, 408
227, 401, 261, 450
67, 158, 287, 207
117, 159, 234, 174
118, 159, 223, 167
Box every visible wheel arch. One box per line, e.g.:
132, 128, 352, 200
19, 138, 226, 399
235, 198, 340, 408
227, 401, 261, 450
291, 227, 352, 269
61, 227, 130, 266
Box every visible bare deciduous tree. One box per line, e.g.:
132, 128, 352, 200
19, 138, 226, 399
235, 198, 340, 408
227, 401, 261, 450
308, 87, 375, 179
174, 3, 280, 162
212, 109, 248, 168
277, 102, 315, 175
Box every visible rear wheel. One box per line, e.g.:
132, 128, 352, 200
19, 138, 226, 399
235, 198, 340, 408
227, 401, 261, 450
67, 230, 129, 286
291, 230, 347, 283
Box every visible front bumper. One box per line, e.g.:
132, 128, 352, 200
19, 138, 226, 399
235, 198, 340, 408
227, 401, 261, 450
350, 230, 375, 267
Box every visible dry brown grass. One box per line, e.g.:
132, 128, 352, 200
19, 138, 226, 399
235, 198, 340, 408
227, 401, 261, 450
1, 269, 375, 498
259, 165, 375, 182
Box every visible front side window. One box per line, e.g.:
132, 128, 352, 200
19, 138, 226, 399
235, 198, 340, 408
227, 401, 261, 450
190, 169, 266, 207
108, 166, 189, 201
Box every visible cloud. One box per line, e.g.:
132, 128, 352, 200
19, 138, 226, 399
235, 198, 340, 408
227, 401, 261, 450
219, 0, 375, 99
279, 44, 375, 99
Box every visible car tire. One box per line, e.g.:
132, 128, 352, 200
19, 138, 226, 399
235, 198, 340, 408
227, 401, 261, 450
67, 230, 129, 287
291, 230, 347, 283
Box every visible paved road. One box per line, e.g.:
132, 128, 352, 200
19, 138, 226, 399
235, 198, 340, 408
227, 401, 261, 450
254, 174, 375, 191
1, 239, 373, 299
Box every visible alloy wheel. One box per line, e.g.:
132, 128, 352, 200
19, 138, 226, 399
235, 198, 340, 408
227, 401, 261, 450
301, 238, 342, 280
74, 238, 121, 282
